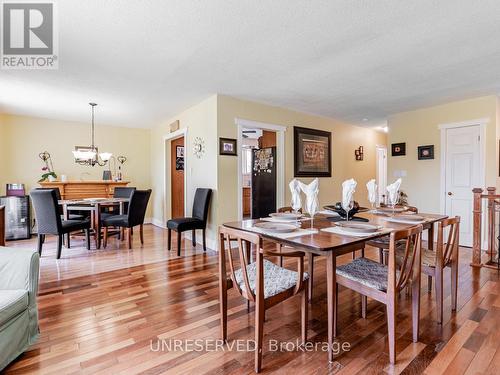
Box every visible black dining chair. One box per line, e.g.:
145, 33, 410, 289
102, 189, 151, 249
101, 186, 136, 217
30, 189, 91, 259
34, 187, 85, 220
167, 188, 212, 256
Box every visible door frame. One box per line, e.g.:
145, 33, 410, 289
375, 144, 387, 205
439, 118, 487, 247
163, 128, 188, 224
235, 118, 286, 220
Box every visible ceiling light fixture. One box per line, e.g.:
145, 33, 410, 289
73, 103, 112, 166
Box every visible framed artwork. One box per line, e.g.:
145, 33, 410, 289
391, 142, 406, 156
219, 137, 237, 156
175, 145, 184, 170
294, 126, 331, 177
418, 145, 434, 160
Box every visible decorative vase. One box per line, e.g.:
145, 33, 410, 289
48, 175, 57, 182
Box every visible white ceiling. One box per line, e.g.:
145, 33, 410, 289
2, 0, 500, 128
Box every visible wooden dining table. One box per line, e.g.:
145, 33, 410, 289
222, 211, 448, 362
58, 198, 130, 249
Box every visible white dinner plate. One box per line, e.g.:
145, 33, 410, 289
336, 222, 380, 233
269, 212, 303, 220
254, 222, 298, 233
394, 214, 425, 222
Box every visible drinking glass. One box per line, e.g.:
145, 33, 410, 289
342, 199, 354, 222
389, 191, 399, 216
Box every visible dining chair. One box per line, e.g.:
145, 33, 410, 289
102, 186, 136, 217
102, 189, 151, 249
411, 216, 460, 324
167, 188, 212, 256
335, 225, 423, 364
367, 205, 419, 264
218, 225, 309, 373
30, 189, 91, 259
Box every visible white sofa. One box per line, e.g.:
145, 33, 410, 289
0, 246, 40, 371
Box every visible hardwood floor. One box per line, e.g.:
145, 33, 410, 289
4, 225, 500, 374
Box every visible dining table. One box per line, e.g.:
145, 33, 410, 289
58, 197, 130, 249
222, 210, 448, 362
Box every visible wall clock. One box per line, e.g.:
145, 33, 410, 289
193, 137, 205, 159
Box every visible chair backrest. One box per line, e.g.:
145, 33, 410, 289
34, 187, 63, 214
219, 225, 261, 302
192, 188, 212, 222
30, 189, 63, 234
388, 225, 423, 292
127, 189, 151, 227
437, 216, 460, 266
113, 186, 136, 198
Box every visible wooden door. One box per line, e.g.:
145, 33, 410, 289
171, 137, 185, 218
444, 125, 481, 247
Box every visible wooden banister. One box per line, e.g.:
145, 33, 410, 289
472, 186, 499, 269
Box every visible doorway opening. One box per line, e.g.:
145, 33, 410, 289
163, 128, 187, 224
241, 128, 277, 219
236, 118, 286, 220
376, 145, 387, 205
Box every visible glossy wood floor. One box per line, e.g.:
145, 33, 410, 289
4, 225, 500, 374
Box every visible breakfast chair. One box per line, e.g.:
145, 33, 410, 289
335, 225, 423, 364
218, 225, 309, 373
417, 216, 460, 324
30, 189, 91, 259
102, 189, 151, 249
167, 188, 212, 256
367, 205, 419, 264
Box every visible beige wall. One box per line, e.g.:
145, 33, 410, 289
387, 95, 498, 214
217, 95, 387, 226
149, 95, 218, 246
0, 114, 151, 213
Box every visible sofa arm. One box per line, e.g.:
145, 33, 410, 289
0, 247, 40, 304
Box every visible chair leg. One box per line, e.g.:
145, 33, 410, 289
167, 229, 171, 251
451, 259, 458, 311
301, 280, 308, 344
435, 268, 443, 324
379, 248, 384, 263
307, 253, 314, 302
177, 231, 181, 257
127, 228, 132, 249
140, 224, 144, 244
202, 229, 207, 251
103, 227, 108, 248
387, 301, 396, 364
120, 227, 125, 241
361, 295, 367, 319
41, 234, 45, 244
192, 229, 196, 247
255, 297, 265, 373
37, 234, 43, 255
85, 229, 91, 250
334, 283, 338, 337
66, 233, 71, 248
277, 244, 283, 267
427, 275, 433, 293
383, 250, 388, 265
56, 234, 63, 259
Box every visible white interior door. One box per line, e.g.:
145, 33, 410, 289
376, 146, 387, 205
444, 125, 481, 247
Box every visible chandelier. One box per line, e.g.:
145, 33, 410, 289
73, 103, 112, 166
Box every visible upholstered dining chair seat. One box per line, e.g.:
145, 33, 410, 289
234, 259, 309, 299
61, 219, 91, 232
336, 257, 398, 292
167, 217, 205, 231
101, 214, 128, 227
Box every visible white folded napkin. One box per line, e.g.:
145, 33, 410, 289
289, 179, 302, 212
298, 178, 319, 218
341, 178, 357, 211
366, 179, 377, 205
386, 178, 402, 205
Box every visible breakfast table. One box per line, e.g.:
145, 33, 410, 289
222, 210, 448, 362
58, 197, 129, 249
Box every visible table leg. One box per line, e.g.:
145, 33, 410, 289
427, 222, 434, 250
326, 251, 337, 362
96, 204, 101, 249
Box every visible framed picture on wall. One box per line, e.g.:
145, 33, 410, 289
219, 138, 237, 156
175, 146, 184, 170
294, 126, 332, 177
417, 145, 434, 160
391, 142, 406, 156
